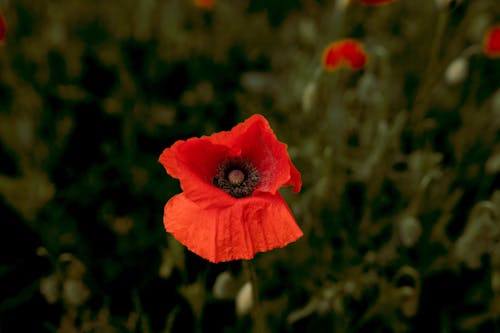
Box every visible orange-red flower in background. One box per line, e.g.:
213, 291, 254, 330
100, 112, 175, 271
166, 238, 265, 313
322, 39, 367, 71
159, 114, 302, 263
0, 13, 6, 44
358, 0, 395, 5
483, 25, 500, 59
194, 0, 215, 9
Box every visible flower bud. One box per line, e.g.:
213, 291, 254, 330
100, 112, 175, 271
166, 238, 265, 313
444, 57, 469, 85
40, 275, 59, 304
62, 279, 89, 307
486, 151, 500, 174
454, 236, 481, 269
302, 82, 317, 113
394, 266, 420, 318
235, 282, 253, 316
399, 286, 418, 317
398, 215, 422, 247
36, 246, 49, 257
213, 271, 235, 299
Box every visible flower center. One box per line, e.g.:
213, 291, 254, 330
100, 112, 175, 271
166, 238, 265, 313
228, 169, 245, 185
213, 158, 259, 198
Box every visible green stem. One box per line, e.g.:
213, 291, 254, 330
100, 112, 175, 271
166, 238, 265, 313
244, 260, 268, 333
412, 9, 449, 127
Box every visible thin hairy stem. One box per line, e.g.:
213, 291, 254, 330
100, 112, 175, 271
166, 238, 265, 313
244, 260, 268, 333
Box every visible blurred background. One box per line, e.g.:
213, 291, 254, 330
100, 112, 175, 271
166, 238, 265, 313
0, 0, 499, 332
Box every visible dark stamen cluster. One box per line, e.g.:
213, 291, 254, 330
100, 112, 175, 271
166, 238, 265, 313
213, 158, 259, 198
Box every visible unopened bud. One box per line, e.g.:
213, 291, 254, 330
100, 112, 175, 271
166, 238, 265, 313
213, 271, 235, 299
62, 279, 89, 307
40, 275, 59, 304
486, 151, 500, 174
398, 215, 422, 247
399, 286, 418, 317
235, 282, 253, 316
444, 57, 468, 85
302, 82, 317, 113
36, 246, 48, 257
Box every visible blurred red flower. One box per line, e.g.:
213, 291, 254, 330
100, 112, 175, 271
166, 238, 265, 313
0, 13, 6, 43
194, 0, 215, 9
159, 114, 302, 263
358, 0, 395, 5
322, 39, 367, 71
483, 25, 500, 58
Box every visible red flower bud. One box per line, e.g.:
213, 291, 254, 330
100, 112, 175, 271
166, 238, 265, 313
483, 25, 500, 59
322, 39, 368, 71
0, 13, 6, 44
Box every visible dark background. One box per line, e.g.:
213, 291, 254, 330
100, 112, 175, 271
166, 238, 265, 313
0, 0, 499, 332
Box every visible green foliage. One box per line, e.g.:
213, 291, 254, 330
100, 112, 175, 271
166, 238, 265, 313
0, 0, 499, 332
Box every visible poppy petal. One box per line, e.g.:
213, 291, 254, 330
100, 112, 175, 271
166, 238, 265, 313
159, 138, 236, 208
0, 13, 6, 43
228, 115, 301, 194
339, 40, 368, 69
164, 192, 303, 263
282, 159, 301, 194
322, 39, 367, 71
160, 115, 301, 207
164, 193, 217, 260
483, 25, 500, 59
194, 0, 215, 9
323, 46, 344, 71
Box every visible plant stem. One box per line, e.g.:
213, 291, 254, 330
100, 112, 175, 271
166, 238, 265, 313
244, 260, 268, 333
412, 9, 449, 128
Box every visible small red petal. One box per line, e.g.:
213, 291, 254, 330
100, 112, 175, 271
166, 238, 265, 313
229, 115, 301, 194
323, 46, 345, 71
285, 161, 302, 194
359, 0, 395, 5
0, 13, 6, 43
164, 192, 302, 263
340, 40, 368, 69
164, 194, 217, 261
159, 138, 233, 209
194, 0, 215, 9
483, 25, 500, 59
322, 39, 367, 71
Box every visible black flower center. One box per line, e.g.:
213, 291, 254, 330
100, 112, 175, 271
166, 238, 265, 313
213, 158, 259, 198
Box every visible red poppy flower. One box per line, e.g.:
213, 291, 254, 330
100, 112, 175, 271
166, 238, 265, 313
0, 13, 6, 44
483, 25, 500, 59
159, 114, 302, 263
194, 0, 215, 9
358, 0, 395, 5
322, 39, 368, 71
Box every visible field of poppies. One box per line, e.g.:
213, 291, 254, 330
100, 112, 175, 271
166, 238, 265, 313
1, 0, 499, 332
